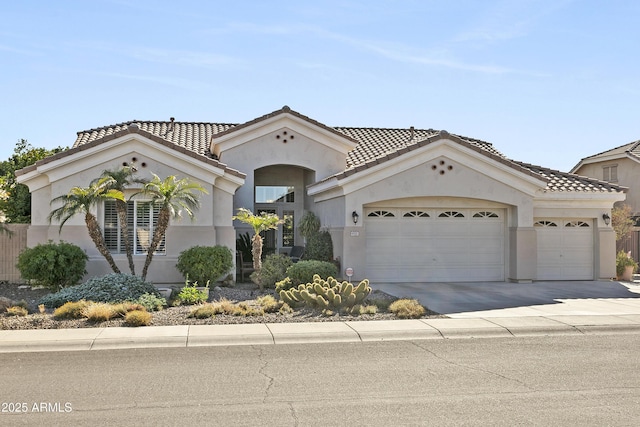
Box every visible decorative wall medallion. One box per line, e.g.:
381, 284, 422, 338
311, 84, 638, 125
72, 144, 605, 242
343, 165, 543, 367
431, 159, 453, 175
275, 130, 295, 143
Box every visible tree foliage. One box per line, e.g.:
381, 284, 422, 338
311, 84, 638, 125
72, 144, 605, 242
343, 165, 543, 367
232, 208, 283, 289
612, 204, 634, 248
0, 139, 67, 223
134, 173, 207, 280
48, 176, 125, 273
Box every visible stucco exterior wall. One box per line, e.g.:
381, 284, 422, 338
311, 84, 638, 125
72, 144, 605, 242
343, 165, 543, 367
574, 157, 639, 212
19, 135, 242, 284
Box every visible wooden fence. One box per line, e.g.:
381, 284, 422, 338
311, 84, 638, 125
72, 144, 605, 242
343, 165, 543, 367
0, 224, 28, 283
618, 228, 640, 262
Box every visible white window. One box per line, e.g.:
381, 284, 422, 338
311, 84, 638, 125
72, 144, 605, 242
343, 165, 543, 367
104, 200, 165, 255
603, 165, 618, 182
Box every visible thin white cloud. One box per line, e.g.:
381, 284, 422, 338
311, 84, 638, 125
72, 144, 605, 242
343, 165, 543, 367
100, 72, 210, 91
124, 47, 235, 68
69, 40, 239, 69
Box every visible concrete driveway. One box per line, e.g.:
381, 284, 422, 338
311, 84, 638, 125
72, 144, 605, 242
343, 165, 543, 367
374, 280, 640, 318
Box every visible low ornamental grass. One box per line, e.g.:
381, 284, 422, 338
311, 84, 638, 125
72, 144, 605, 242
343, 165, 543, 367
82, 303, 116, 322
124, 310, 152, 327
5, 306, 29, 317
53, 300, 91, 320
388, 299, 427, 319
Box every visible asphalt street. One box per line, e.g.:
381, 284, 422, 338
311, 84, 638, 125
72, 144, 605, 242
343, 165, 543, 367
2, 334, 640, 426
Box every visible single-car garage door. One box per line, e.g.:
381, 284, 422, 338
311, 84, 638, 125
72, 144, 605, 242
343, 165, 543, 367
535, 219, 594, 280
365, 208, 505, 282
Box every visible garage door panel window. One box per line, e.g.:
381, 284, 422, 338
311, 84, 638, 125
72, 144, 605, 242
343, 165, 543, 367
403, 210, 430, 218
438, 211, 465, 218
368, 210, 395, 217
473, 211, 500, 218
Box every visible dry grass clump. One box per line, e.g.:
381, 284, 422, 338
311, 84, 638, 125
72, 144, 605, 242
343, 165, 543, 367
189, 298, 268, 319
53, 300, 91, 320
1, 297, 15, 312
6, 305, 29, 317
235, 302, 264, 316
255, 295, 280, 313
189, 304, 218, 319
82, 303, 116, 322
359, 305, 378, 315
388, 299, 426, 319
111, 302, 146, 318
124, 310, 152, 327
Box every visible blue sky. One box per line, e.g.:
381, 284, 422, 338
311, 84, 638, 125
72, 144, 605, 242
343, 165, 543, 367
1, 0, 638, 172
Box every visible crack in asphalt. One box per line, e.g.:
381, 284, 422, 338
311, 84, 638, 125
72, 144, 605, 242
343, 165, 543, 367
288, 402, 300, 426
256, 346, 275, 403
409, 341, 536, 391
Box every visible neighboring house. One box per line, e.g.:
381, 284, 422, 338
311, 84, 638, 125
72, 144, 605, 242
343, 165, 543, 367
16, 106, 625, 284
571, 140, 640, 256
571, 140, 640, 215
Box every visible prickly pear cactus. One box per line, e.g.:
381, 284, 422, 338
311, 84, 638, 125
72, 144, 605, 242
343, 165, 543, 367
278, 274, 371, 312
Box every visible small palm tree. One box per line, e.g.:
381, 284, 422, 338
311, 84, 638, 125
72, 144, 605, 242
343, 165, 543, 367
135, 174, 207, 280
48, 177, 124, 273
232, 208, 283, 289
97, 165, 138, 275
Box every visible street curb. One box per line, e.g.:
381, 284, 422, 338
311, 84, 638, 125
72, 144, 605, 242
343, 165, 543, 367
4, 316, 640, 353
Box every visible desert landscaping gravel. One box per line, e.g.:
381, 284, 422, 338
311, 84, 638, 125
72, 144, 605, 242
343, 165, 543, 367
0, 282, 441, 330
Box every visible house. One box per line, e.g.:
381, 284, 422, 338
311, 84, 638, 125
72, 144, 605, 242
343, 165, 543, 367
16, 106, 625, 284
570, 140, 640, 215
571, 140, 640, 256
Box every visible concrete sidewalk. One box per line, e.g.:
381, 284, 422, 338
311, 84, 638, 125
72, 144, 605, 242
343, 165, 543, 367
2, 314, 640, 353
3, 280, 640, 353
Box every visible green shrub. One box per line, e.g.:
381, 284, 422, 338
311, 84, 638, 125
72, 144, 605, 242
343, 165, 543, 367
176, 245, 234, 284
297, 211, 320, 239
305, 230, 333, 261
40, 273, 160, 308
253, 254, 292, 289
5, 306, 28, 317
17, 240, 88, 291
236, 232, 253, 265
53, 300, 91, 319
286, 260, 338, 286
124, 310, 152, 327
388, 299, 426, 319
616, 250, 638, 277
134, 293, 167, 311
177, 283, 208, 305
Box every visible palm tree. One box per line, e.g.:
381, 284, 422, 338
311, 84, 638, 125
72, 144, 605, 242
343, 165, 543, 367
48, 177, 124, 273
232, 208, 283, 289
135, 174, 207, 281
97, 165, 137, 275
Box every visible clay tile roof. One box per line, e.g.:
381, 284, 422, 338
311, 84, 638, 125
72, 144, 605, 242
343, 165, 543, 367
514, 161, 627, 193
579, 139, 640, 161
58, 109, 625, 195
18, 125, 245, 179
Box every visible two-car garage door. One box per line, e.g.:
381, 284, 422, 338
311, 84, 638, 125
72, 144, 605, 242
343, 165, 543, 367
365, 208, 505, 282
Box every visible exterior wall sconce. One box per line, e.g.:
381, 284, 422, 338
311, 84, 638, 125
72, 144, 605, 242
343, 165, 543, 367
352, 211, 359, 224
603, 213, 611, 225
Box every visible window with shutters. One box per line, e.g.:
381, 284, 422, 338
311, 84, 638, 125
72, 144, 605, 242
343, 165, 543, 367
104, 200, 165, 255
